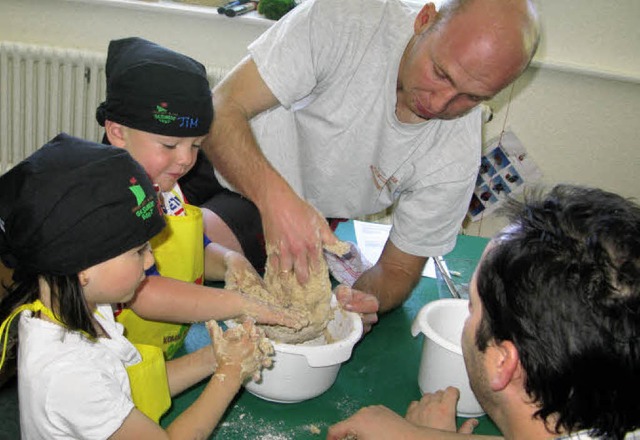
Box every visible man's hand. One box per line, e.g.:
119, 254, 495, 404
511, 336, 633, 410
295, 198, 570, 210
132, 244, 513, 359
405, 387, 478, 434
327, 405, 423, 440
334, 284, 379, 334
261, 188, 337, 285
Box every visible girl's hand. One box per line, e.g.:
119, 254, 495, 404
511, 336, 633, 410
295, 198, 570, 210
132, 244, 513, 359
206, 319, 274, 382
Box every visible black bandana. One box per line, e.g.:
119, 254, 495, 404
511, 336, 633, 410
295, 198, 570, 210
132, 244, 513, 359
96, 37, 213, 137
0, 133, 165, 275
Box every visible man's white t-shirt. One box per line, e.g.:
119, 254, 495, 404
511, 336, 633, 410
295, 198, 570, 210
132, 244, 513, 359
237, 0, 482, 257
18, 304, 139, 439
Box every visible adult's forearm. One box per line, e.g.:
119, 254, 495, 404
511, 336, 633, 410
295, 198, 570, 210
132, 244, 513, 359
204, 107, 273, 206
353, 263, 421, 314
204, 56, 292, 213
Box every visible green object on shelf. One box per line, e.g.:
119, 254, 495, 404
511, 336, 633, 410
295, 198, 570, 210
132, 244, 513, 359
257, 0, 296, 20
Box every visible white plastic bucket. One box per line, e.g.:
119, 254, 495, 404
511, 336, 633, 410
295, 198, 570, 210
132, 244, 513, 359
411, 298, 484, 417
237, 297, 363, 403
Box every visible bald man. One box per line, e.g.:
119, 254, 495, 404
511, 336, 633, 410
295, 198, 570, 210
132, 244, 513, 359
184, 0, 540, 318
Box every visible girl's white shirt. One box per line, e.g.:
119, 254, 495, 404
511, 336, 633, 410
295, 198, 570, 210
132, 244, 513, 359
18, 304, 140, 439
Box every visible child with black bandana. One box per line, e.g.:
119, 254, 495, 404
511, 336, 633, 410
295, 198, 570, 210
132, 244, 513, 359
95, 37, 305, 359
0, 134, 273, 438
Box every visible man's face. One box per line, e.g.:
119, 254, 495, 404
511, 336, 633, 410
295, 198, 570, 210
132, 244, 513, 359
396, 2, 528, 123
461, 245, 495, 410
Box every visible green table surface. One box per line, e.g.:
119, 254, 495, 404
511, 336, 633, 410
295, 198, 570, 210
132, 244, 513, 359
161, 221, 499, 439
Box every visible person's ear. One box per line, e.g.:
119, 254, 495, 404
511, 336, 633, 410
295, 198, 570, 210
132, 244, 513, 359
104, 120, 127, 148
486, 340, 521, 391
414, 2, 437, 34
77, 270, 90, 287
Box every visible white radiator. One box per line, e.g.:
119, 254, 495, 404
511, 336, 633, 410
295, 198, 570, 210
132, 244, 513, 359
0, 40, 230, 174
0, 41, 107, 173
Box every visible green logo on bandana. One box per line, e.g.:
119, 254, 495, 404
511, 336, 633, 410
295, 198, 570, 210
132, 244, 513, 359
129, 184, 147, 205
129, 181, 156, 220
153, 104, 177, 124
152, 102, 200, 129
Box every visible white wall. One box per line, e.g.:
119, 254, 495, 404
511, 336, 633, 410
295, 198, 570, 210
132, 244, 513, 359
0, 0, 269, 69
1, 0, 639, 237
534, 0, 640, 78
470, 0, 640, 236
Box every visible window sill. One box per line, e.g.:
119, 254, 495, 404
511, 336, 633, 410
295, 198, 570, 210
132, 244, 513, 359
65, 0, 275, 29
65, 0, 424, 27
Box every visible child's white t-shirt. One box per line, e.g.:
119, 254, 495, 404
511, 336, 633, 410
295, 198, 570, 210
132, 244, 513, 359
18, 304, 140, 439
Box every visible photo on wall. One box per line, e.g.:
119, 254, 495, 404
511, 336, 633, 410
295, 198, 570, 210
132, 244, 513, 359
467, 130, 542, 222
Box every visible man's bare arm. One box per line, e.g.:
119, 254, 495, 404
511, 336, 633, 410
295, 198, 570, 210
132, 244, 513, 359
206, 56, 281, 205
204, 56, 336, 283
353, 239, 427, 313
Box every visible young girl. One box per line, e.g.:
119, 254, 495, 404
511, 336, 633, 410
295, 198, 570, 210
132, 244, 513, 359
95, 37, 306, 358
0, 134, 273, 438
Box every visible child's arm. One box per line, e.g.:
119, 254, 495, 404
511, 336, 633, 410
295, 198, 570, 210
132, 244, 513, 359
110, 320, 270, 440
128, 274, 306, 329
164, 320, 271, 437
202, 241, 235, 280
164, 345, 216, 396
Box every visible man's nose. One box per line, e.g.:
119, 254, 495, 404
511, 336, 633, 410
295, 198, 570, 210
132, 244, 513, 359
430, 86, 457, 113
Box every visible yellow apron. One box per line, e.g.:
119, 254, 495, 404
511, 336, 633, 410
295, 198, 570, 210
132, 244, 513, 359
116, 204, 204, 359
0, 301, 171, 422
126, 343, 171, 423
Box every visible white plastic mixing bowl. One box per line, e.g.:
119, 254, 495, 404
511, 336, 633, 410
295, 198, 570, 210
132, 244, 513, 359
236, 297, 363, 403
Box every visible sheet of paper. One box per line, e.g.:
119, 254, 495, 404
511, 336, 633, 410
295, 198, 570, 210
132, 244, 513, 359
353, 220, 436, 278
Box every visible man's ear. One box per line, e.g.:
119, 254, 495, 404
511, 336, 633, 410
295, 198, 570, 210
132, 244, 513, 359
414, 2, 437, 34
486, 340, 521, 392
104, 120, 127, 148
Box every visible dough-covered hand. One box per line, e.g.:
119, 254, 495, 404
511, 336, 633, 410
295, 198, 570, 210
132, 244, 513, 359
405, 387, 478, 434
224, 250, 310, 330
261, 190, 337, 285
224, 250, 267, 292
241, 295, 310, 330
206, 319, 274, 382
327, 405, 421, 440
334, 284, 379, 335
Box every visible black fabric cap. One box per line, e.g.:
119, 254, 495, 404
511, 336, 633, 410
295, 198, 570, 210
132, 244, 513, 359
96, 37, 213, 137
0, 133, 165, 275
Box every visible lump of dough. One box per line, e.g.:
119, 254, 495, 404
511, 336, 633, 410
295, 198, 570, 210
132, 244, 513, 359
227, 240, 350, 344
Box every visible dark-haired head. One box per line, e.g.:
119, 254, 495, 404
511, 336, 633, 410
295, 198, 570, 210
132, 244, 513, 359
2, 273, 95, 338
475, 184, 640, 439
0, 133, 164, 338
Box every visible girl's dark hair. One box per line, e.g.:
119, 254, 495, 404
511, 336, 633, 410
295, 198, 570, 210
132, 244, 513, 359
1, 270, 97, 339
